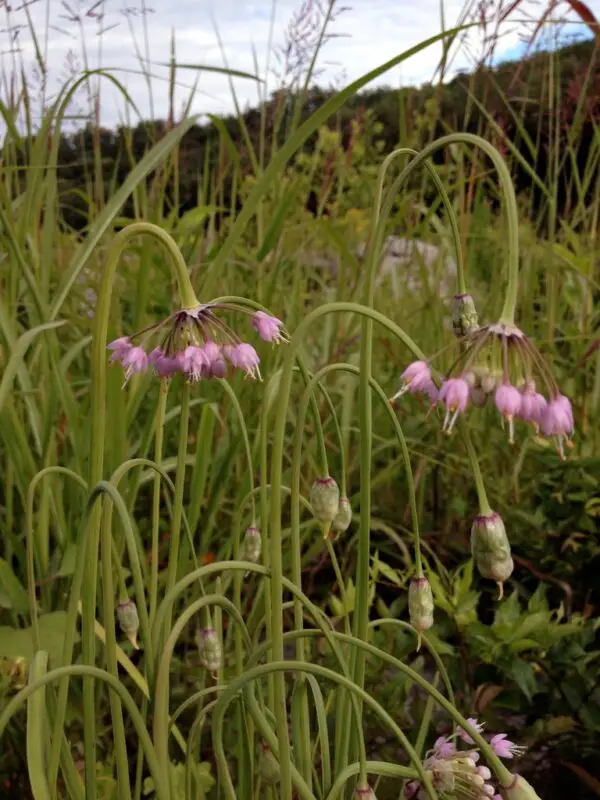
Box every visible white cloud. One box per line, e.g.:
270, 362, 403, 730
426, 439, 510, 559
0, 0, 589, 129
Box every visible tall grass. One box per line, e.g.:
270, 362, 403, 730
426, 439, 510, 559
0, 1, 599, 799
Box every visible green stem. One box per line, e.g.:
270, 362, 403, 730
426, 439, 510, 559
0, 666, 170, 800
87, 222, 198, 798
372, 146, 467, 295
100, 496, 132, 800
153, 595, 251, 775
374, 135, 521, 325
212, 661, 435, 800
325, 762, 417, 800
461, 425, 493, 515
267, 302, 425, 789
149, 386, 168, 625
164, 381, 191, 619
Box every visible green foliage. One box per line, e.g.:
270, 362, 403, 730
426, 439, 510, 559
0, 6, 599, 800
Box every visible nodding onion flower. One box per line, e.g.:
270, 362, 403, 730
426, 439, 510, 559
393, 321, 573, 458
108, 304, 287, 385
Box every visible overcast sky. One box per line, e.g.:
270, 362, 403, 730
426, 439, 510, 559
0, 0, 591, 129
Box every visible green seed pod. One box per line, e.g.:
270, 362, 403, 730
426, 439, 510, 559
259, 743, 280, 785
243, 525, 262, 564
452, 293, 479, 338
198, 627, 222, 673
471, 511, 514, 597
504, 775, 543, 800
408, 577, 434, 635
117, 599, 140, 649
332, 496, 352, 536
309, 476, 340, 537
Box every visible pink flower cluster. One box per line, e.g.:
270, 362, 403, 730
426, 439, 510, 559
394, 360, 574, 458
404, 718, 525, 800
108, 307, 286, 384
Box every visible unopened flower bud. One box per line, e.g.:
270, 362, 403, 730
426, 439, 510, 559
452, 293, 479, 338
479, 369, 500, 394
408, 576, 434, 650
470, 386, 487, 408
197, 627, 222, 673
4, 657, 28, 689
332, 496, 352, 536
309, 476, 340, 537
117, 599, 140, 649
471, 512, 514, 598
503, 774, 543, 800
243, 525, 262, 564
259, 743, 280, 785
353, 784, 377, 799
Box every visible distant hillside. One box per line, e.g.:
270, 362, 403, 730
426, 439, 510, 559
16, 36, 598, 230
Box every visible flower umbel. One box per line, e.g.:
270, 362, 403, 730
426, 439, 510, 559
394, 320, 574, 458
405, 720, 528, 800
108, 305, 286, 384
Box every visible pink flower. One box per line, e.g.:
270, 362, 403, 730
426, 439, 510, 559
519, 380, 547, 430
107, 336, 132, 363
490, 733, 526, 759
252, 311, 286, 343
555, 393, 574, 425
403, 361, 432, 392
225, 343, 261, 379
494, 382, 522, 443
541, 394, 574, 459
459, 717, 485, 744
149, 348, 181, 379
181, 346, 208, 381
202, 341, 227, 378
433, 736, 456, 758
439, 377, 470, 433
477, 766, 492, 781
424, 380, 439, 404
391, 361, 434, 402
404, 782, 420, 799
120, 346, 148, 381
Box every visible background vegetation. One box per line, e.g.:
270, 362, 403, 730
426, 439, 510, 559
0, 0, 599, 798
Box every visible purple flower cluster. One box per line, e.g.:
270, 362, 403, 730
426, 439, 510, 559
404, 718, 525, 800
393, 322, 574, 458
108, 305, 286, 385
